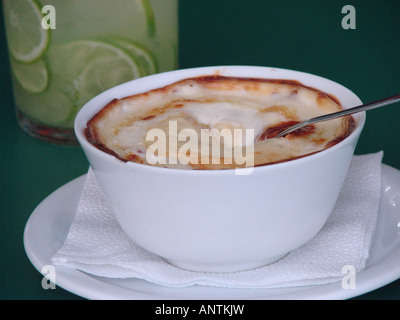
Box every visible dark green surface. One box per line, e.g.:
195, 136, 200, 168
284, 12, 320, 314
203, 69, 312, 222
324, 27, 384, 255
1, 0, 400, 300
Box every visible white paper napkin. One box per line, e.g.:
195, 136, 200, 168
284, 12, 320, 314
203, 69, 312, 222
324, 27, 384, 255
51, 152, 383, 289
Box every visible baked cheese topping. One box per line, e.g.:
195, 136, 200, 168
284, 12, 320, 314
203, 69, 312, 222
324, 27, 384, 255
85, 76, 355, 169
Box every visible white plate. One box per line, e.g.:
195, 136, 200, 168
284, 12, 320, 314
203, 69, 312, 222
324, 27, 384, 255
23, 164, 400, 300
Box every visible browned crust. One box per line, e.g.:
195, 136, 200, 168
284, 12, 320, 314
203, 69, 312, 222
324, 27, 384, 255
84, 76, 354, 168
323, 115, 356, 149
91, 76, 342, 110
85, 98, 130, 162
191, 76, 342, 106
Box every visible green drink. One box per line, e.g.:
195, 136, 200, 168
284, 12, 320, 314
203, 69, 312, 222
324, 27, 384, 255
2, 0, 178, 144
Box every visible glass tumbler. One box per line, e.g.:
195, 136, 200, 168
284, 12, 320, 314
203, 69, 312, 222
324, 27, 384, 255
2, 0, 178, 144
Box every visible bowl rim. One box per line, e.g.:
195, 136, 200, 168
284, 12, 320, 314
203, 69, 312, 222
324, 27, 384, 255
74, 65, 366, 175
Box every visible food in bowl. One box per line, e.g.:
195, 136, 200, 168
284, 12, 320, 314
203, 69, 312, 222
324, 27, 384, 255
84, 75, 355, 169
75, 66, 365, 273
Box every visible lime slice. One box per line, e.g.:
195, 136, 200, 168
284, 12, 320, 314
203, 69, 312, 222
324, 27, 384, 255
3, 0, 50, 63
10, 58, 48, 93
75, 54, 140, 107
136, 0, 156, 38
110, 38, 158, 76
146, 40, 177, 72
13, 77, 77, 128
47, 40, 142, 108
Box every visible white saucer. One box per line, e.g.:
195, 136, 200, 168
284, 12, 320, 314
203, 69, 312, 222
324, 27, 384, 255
23, 164, 400, 300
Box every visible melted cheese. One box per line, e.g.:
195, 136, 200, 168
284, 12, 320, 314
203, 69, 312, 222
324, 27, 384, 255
85, 76, 353, 169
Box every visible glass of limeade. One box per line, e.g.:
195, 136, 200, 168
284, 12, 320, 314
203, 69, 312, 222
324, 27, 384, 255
2, 0, 178, 145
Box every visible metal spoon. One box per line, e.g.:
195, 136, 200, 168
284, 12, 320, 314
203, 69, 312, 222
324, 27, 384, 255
275, 93, 400, 138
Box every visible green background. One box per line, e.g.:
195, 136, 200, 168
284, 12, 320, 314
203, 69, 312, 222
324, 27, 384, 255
1, 0, 400, 300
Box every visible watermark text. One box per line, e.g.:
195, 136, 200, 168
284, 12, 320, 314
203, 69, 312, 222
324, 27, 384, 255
146, 121, 255, 175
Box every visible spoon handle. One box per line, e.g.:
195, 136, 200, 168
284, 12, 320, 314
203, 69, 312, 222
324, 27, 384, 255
276, 93, 400, 137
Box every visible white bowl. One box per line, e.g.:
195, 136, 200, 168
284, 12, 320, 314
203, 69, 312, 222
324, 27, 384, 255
74, 66, 365, 273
